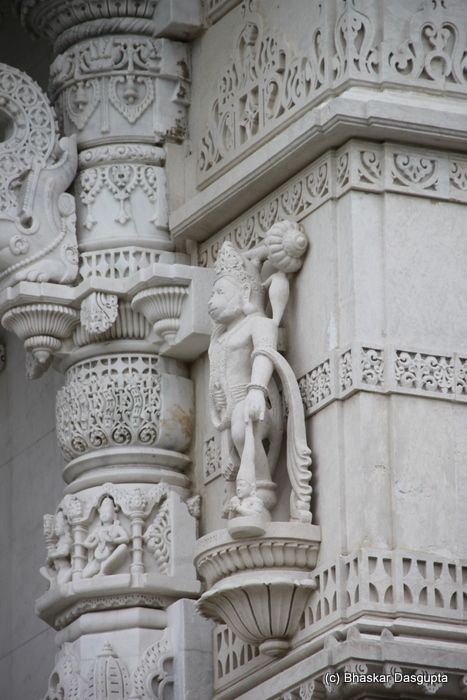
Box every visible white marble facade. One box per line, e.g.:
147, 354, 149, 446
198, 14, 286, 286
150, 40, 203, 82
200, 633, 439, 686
1, 0, 467, 698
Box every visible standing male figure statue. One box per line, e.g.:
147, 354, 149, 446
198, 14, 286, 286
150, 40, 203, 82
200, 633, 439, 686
208, 221, 313, 537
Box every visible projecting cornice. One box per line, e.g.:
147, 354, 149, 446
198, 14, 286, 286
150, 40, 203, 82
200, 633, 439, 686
171, 0, 467, 242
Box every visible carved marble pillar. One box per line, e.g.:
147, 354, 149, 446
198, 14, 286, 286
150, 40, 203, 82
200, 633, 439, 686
2, 2, 213, 698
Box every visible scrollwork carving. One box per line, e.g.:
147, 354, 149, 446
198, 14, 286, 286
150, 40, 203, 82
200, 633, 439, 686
395, 351, 455, 393
131, 630, 174, 700
77, 162, 165, 232
387, 0, 467, 88
198, 12, 322, 175
143, 497, 171, 575
0, 63, 78, 289
50, 36, 190, 142
333, 0, 378, 81
56, 354, 161, 461
80, 292, 119, 335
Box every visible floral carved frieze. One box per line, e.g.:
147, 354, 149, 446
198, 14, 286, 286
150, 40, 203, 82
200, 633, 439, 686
50, 35, 190, 143
295, 343, 467, 418
55, 352, 194, 484
78, 163, 167, 230
198, 8, 324, 176
198, 139, 467, 267
56, 354, 162, 462
197, 0, 467, 180
75, 142, 171, 258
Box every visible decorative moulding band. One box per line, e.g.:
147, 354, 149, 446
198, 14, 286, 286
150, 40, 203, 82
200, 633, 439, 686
213, 546, 467, 694
197, 139, 467, 267
297, 343, 467, 418
197, 0, 467, 182
203, 342, 467, 486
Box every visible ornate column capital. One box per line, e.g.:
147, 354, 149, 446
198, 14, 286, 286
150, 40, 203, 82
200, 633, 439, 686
15, 0, 203, 54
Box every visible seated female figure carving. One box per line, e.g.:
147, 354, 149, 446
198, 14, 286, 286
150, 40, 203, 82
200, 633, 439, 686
82, 496, 129, 578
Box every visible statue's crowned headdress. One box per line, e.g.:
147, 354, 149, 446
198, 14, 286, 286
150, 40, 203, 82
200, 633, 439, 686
214, 242, 262, 291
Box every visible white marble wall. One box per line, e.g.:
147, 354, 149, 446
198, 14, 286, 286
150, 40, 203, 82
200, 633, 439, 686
0, 333, 65, 699
0, 12, 62, 698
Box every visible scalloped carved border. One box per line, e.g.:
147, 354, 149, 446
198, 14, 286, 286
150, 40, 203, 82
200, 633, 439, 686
197, 139, 467, 267
198, 0, 467, 181
296, 342, 467, 417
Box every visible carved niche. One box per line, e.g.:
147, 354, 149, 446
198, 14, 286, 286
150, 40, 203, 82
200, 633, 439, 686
0, 63, 78, 290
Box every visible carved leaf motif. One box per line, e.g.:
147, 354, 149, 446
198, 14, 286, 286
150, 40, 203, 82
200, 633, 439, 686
387, 0, 467, 86
79, 168, 103, 230
64, 79, 100, 131
106, 163, 138, 224
333, 0, 378, 81
81, 292, 119, 335
109, 75, 154, 124
199, 13, 317, 174
143, 498, 171, 575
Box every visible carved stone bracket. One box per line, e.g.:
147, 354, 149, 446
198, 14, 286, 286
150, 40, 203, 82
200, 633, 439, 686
1, 303, 79, 378
0, 259, 215, 377
132, 284, 189, 349
195, 522, 320, 657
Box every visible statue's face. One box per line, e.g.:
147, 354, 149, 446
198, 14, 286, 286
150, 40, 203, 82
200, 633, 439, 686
99, 498, 115, 524
236, 479, 251, 499
208, 277, 245, 324
54, 511, 67, 536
